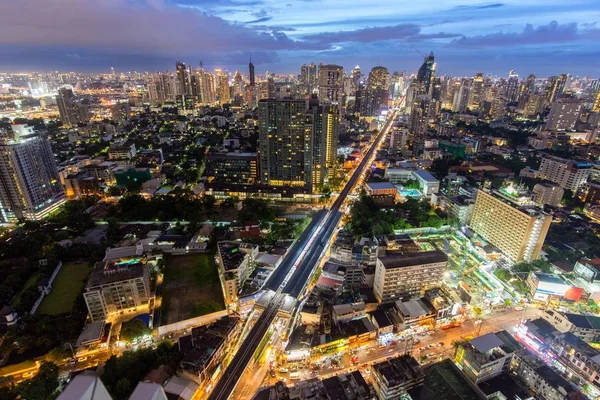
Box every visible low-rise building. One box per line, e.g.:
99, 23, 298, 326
550, 332, 600, 393
394, 298, 437, 330
216, 241, 259, 307
511, 350, 583, 400
373, 251, 447, 302
108, 142, 136, 160
542, 310, 600, 343
454, 330, 523, 383
371, 355, 425, 400
83, 247, 150, 322
332, 302, 367, 323
574, 258, 600, 282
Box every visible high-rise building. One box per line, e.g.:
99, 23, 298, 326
258, 98, 310, 188
300, 64, 309, 93
545, 74, 568, 104
505, 70, 519, 103
360, 66, 389, 116
593, 90, 600, 113
233, 71, 244, 98
389, 128, 408, 154
537, 155, 591, 191
308, 62, 318, 93
452, 81, 470, 113
468, 73, 484, 111
204, 153, 258, 184
201, 70, 216, 104
373, 250, 447, 302
249, 59, 255, 87
416, 52, 435, 96
546, 98, 582, 131
532, 182, 564, 207
258, 98, 338, 191
56, 88, 89, 126
0, 125, 65, 222
318, 64, 344, 103
148, 72, 176, 104
469, 189, 551, 262
351, 65, 361, 91
215, 69, 230, 105
175, 61, 191, 96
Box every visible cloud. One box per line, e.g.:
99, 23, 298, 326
246, 16, 273, 24
301, 24, 461, 46
451, 21, 598, 47
0, 0, 300, 55
451, 3, 504, 11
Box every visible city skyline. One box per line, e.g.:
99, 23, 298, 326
0, 0, 599, 75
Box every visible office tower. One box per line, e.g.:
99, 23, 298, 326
215, 69, 230, 105
351, 65, 361, 91
83, 250, 150, 322
258, 98, 309, 188
300, 64, 309, 93
545, 74, 568, 104
452, 82, 469, 113
360, 66, 389, 116
148, 72, 176, 104
410, 96, 433, 136
308, 62, 318, 93
546, 98, 583, 130
249, 59, 255, 87
389, 128, 408, 154
56, 88, 89, 126
524, 94, 545, 117
373, 250, 447, 302
175, 61, 191, 96
537, 155, 591, 191
318, 64, 343, 103
266, 76, 275, 98
0, 125, 65, 222
233, 71, 244, 97
469, 190, 551, 262
468, 73, 484, 111
592, 90, 600, 113
416, 52, 435, 96
505, 70, 519, 103
201, 71, 216, 104
519, 73, 536, 99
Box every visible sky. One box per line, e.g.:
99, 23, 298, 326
0, 0, 599, 76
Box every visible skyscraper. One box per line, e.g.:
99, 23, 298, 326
592, 90, 600, 113
308, 62, 318, 93
546, 98, 583, 131
56, 88, 89, 126
0, 125, 65, 222
249, 59, 255, 87
300, 64, 309, 93
351, 65, 361, 91
258, 98, 309, 188
175, 61, 191, 96
505, 70, 519, 103
361, 66, 389, 116
215, 69, 230, 105
545, 74, 568, 104
416, 52, 435, 96
468, 73, 484, 111
318, 64, 343, 103
148, 72, 176, 104
258, 98, 338, 191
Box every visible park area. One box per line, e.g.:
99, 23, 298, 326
37, 261, 91, 315
160, 253, 225, 325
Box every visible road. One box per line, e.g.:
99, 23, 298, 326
207, 111, 398, 400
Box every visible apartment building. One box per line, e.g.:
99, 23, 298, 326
454, 331, 522, 383
216, 241, 259, 307
469, 190, 552, 262
373, 251, 447, 302
532, 181, 564, 207
83, 247, 151, 322
537, 155, 591, 191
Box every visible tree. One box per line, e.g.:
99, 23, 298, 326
46, 346, 73, 363
120, 318, 151, 343
16, 361, 59, 400
504, 299, 513, 307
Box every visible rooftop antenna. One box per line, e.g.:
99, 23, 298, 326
413, 47, 426, 58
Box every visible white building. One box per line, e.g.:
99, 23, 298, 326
537, 155, 591, 191
546, 98, 583, 131
373, 251, 447, 302
216, 241, 259, 307
532, 182, 564, 207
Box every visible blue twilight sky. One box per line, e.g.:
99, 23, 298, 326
0, 0, 599, 76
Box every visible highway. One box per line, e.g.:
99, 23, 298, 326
207, 110, 397, 400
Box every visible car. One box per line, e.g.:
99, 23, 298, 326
22, 371, 35, 378
68, 359, 76, 366
514, 306, 524, 311
77, 357, 88, 362
438, 342, 444, 347
269, 369, 276, 378
278, 367, 289, 373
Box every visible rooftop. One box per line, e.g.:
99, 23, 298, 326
408, 359, 486, 400
413, 169, 439, 183
373, 355, 424, 387
86, 261, 146, 288
366, 181, 397, 190
378, 250, 448, 270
